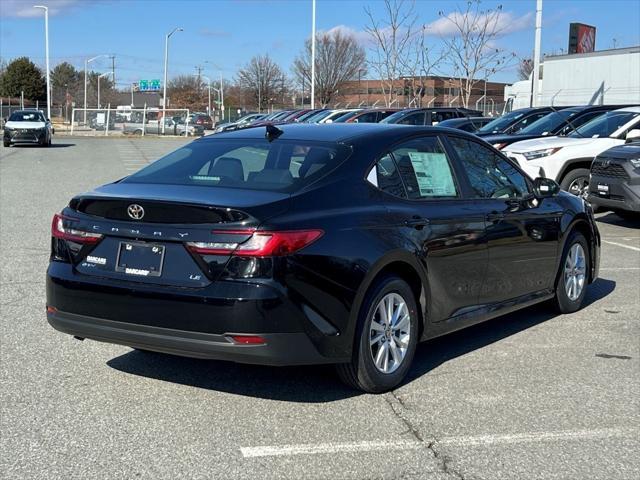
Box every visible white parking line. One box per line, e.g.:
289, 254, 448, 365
602, 240, 640, 252
240, 427, 637, 458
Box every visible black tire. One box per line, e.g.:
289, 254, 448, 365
3, 141, 9, 148
554, 231, 590, 314
560, 168, 590, 197
336, 276, 419, 393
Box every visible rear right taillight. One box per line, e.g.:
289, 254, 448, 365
51, 213, 103, 244
186, 229, 323, 257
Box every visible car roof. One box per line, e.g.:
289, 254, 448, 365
200, 122, 473, 144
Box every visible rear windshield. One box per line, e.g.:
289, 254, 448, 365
8, 111, 45, 122
123, 138, 351, 193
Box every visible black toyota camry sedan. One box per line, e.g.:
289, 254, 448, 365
47, 123, 601, 392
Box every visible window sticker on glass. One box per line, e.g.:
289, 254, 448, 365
407, 152, 456, 197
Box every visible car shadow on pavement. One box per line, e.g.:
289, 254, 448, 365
406, 278, 616, 383
596, 212, 640, 228
107, 278, 615, 402
8, 143, 75, 148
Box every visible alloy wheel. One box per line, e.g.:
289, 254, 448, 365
369, 292, 411, 374
564, 243, 586, 301
568, 177, 589, 198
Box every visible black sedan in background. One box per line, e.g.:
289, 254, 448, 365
475, 106, 569, 137
484, 105, 630, 150
46, 123, 600, 392
380, 107, 482, 126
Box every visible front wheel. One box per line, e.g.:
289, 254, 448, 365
336, 276, 419, 393
554, 232, 590, 313
560, 168, 590, 198
3, 140, 9, 148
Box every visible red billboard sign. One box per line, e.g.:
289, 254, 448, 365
569, 23, 596, 54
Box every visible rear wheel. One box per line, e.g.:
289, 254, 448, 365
336, 276, 419, 393
560, 168, 590, 198
3, 140, 9, 148
554, 232, 589, 313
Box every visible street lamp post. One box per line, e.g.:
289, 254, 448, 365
33, 5, 50, 120
195, 74, 211, 115
310, 0, 316, 109
84, 54, 108, 124
162, 27, 183, 134
97, 72, 113, 109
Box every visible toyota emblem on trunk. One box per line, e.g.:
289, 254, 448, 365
127, 204, 145, 220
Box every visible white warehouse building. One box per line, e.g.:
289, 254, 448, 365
505, 46, 640, 110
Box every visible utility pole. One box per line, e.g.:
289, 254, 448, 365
531, 0, 543, 107
33, 5, 50, 120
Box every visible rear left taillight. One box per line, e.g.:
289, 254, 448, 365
186, 229, 323, 257
51, 213, 103, 244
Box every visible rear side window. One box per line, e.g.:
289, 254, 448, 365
124, 139, 351, 193
391, 137, 458, 199
368, 154, 407, 198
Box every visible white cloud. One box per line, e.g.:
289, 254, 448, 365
425, 10, 534, 37
1, 0, 84, 18
322, 25, 372, 46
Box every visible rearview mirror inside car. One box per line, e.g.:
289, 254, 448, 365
625, 129, 640, 144
533, 177, 560, 198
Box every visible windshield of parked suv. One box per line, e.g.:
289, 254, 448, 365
8, 111, 45, 122
123, 138, 351, 193
569, 111, 640, 138
476, 110, 527, 133
519, 110, 575, 135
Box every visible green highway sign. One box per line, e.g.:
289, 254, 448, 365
138, 79, 161, 92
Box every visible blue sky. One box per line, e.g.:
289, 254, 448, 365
1, 0, 639, 88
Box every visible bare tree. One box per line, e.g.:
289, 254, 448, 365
438, 1, 516, 108
364, 0, 418, 107
236, 55, 287, 112
399, 25, 447, 107
292, 29, 366, 107
517, 57, 534, 81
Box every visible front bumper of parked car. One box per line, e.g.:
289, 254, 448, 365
4, 127, 48, 144
587, 163, 640, 213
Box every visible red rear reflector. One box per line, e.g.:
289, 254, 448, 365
186, 229, 323, 257
229, 335, 266, 345
52, 213, 103, 244
46, 306, 57, 314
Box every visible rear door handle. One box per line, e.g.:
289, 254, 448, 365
486, 211, 505, 222
405, 217, 430, 228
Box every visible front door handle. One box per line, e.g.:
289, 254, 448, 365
405, 216, 430, 229
486, 211, 505, 222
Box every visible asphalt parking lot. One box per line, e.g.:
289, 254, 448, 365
1, 137, 639, 480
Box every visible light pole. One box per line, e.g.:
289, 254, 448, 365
84, 54, 108, 124
97, 72, 113, 109
33, 5, 50, 120
195, 74, 211, 115
162, 27, 183, 134
219, 73, 225, 120
310, 0, 316, 109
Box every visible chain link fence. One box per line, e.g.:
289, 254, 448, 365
69, 107, 207, 137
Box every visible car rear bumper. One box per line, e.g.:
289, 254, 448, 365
587, 174, 640, 212
46, 262, 345, 365
47, 309, 328, 366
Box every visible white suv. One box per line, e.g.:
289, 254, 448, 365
503, 106, 640, 196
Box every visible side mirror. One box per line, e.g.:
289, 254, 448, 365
532, 177, 560, 198
625, 129, 640, 144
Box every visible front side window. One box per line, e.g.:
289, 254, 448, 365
390, 137, 458, 199
448, 137, 529, 199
